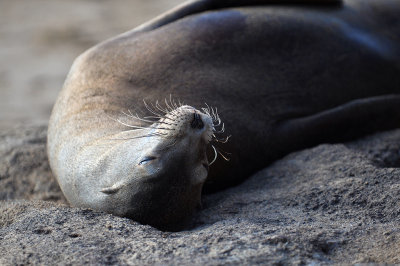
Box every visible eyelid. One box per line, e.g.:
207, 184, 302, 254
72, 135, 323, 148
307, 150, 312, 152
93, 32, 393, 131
139, 156, 157, 165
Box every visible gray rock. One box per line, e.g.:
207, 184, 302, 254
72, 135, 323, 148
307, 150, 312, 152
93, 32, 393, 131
0, 125, 399, 264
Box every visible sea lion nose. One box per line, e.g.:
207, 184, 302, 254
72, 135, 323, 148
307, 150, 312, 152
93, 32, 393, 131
191, 113, 204, 129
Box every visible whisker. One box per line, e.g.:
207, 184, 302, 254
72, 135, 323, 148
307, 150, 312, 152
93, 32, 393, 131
213, 123, 225, 134
143, 99, 164, 117
209, 145, 218, 166
154, 127, 176, 131
106, 113, 143, 129
213, 116, 222, 127
213, 110, 219, 122
212, 134, 231, 143
215, 146, 231, 161
122, 110, 157, 124
115, 119, 151, 129
155, 100, 168, 114
204, 103, 211, 116
209, 106, 215, 120
143, 115, 164, 120
118, 129, 148, 133
151, 101, 166, 115
214, 107, 220, 121
172, 96, 179, 110
109, 113, 175, 131
157, 121, 179, 126
169, 94, 177, 110
152, 115, 178, 124
121, 110, 134, 118
119, 126, 175, 133
110, 134, 166, 140
164, 98, 173, 112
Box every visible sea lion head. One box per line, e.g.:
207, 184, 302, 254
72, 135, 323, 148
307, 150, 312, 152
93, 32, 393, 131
101, 104, 222, 230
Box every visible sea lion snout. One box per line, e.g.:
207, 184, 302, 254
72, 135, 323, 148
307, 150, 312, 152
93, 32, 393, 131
159, 105, 215, 144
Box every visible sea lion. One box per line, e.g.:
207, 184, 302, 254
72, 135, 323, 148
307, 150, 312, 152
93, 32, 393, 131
48, 0, 400, 230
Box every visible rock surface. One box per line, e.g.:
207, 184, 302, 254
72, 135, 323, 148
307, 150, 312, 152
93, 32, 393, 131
1, 125, 399, 265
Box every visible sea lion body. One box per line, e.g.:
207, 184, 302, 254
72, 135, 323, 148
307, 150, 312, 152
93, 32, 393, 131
48, 0, 400, 229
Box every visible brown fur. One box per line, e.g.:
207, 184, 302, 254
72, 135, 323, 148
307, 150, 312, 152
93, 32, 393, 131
48, 0, 400, 229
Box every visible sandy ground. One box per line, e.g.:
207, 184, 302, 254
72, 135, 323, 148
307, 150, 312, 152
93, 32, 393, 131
0, 0, 184, 129
1, 125, 399, 264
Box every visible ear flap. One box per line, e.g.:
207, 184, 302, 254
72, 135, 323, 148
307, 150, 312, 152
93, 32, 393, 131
100, 182, 125, 194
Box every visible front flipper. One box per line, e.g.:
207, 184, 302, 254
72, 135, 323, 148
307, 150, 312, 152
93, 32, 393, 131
273, 94, 400, 154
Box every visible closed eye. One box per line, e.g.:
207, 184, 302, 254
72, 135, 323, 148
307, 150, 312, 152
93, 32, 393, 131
139, 156, 157, 165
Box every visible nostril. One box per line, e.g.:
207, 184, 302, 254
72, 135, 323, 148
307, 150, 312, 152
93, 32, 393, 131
191, 113, 204, 129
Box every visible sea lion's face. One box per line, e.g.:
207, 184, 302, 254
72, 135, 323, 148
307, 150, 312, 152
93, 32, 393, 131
137, 105, 214, 185
104, 105, 218, 230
